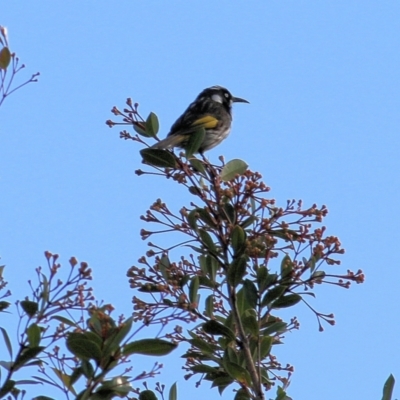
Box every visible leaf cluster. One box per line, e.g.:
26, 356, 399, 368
0, 26, 39, 108
0, 252, 177, 400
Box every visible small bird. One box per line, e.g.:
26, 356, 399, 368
151, 86, 249, 154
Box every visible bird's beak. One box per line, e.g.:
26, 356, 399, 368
232, 96, 249, 104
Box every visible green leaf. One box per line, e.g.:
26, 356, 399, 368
188, 186, 201, 195
203, 255, 217, 282
0, 327, 12, 358
103, 317, 133, 356
66, 333, 102, 362
191, 364, 219, 374
211, 376, 234, 395
203, 320, 236, 342
223, 360, 251, 385
188, 337, 217, 355
51, 367, 76, 395
70, 367, 83, 385
163, 299, 173, 307
382, 374, 395, 400
307, 255, 317, 272
220, 159, 248, 181
50, 315, 76, 327
196, 208, 217, 228
227, 256, 247, 287
86, 392, 114, 400
234, 388, 251, 400
27, 323, 41, 347
242, 312, 258, 336
40, 273, 49, 312
169, 382, 177, 400
223, 346, 238, 366
272, 293, 301, 309
189, 158, 206, 175
198, 229, 216, 253
133, 123, 148, 137
15, 379, 43, 385
222, 203, 236, 224
95, 377, 130, 397
81, 360, 94, 378
231, 225, 246, 255
198, 275, 217, 289
145, 112, 159, 137
256, 266, 269, 292
312, 270, 326, 280
0, 47, 11, 69
158, 255, 170, 280
243, 279, 258, 309
32, 375, 58, 386
236, 287, 252, 316
250, 197, 256, 214
259, 335, 273, 358
123, 339, 177, 356
140, 148, 177, 168
84, 330, 104, 347
261, 285, 287, 307
0, 379, 15, 398
240, 215, 257, 229
139, 390, 158, 400
0, 301, 10, 312
275, 386, 291, 400
264, 272, 278, 288
187, 209, 199, 231
205, 294, 214, 317
179, 274, 190, 288
20, 300, 38, 317
32, 396, 56, 400
185, 128, 205, 157
0, 361, 12, 370
262, 321, 287, 336
14, 347, 45, 371
189, 276, 199, 305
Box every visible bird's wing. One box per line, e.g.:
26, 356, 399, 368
150, 115, 219, 150
190, 115, 219, 129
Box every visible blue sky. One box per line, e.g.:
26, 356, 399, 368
2, 2, 400, 399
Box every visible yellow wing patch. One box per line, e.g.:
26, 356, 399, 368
191, 115, 219, 129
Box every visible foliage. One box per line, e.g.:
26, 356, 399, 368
382, 374, 395, 400
0, 26, 39, 108
0, 253, 176, 400
107, 101, 365, 400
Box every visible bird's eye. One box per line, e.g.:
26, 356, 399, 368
224, 92, 230, 98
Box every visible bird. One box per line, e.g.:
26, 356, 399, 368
151, 86, 249, 155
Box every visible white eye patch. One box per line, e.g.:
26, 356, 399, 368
211, 94, 223, 103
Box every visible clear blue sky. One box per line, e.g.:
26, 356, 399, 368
2, 2, 400, 399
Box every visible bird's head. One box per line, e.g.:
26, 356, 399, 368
198, 86, 249, 112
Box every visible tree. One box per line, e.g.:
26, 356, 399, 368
106, 100, 364, 400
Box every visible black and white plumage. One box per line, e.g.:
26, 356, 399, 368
151, 86, 248, 154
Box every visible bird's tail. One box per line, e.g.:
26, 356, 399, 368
150, 134, 185, 150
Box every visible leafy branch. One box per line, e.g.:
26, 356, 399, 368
107, 99, 364, 400
0, 252, 177, 400
0, 26, 39, 108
